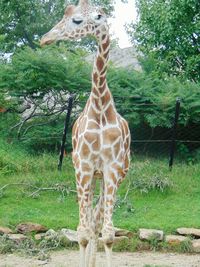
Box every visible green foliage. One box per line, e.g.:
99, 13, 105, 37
0, 39, 200, 153
0, 138, 63, 176
113, 237, 138, 252
193, 148, 200, 163
108, 67, 200, 128
0, 46, 91, 152
0, 0, 65, 52
178, 144, 200, 164
0, 93, 17, 138
148, 235, 161, 251
127, 0, 200, 82
130, 172, 173, 194
179, 238, 193, 253
0, 236, 16, 254
1, 47, 200, 152
125, 160, 173, 195
0, 233, 76, 256
0, 45, 90, 97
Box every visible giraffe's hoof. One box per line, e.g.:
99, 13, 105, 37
79, 238, 89, 247
77, 226, 90, 247
101, 227, 115, 245
102, 234, 114, 245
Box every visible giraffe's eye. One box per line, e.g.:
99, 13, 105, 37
72, 18, 83, 25
95, 14, 102, 20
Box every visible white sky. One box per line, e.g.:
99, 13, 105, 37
109, 0, 137, 48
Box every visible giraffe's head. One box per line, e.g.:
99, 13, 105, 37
40, 0, 108, 46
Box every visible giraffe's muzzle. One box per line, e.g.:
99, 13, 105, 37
40, 36, 54, 46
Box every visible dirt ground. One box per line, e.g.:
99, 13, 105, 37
0, 250, 200, 267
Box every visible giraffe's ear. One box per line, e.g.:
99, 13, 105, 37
65, 5, 76, 17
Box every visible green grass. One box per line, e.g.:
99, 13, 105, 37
0, 139, 200, 234
115, 160, 200, 233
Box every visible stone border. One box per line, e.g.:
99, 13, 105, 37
1, 224, 200, 253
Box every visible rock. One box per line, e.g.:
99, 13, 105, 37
0, 227, 13, 235
16, 222, 48, 234
192, 240, 200, 253
139, 229, 164, 241
44, 229, 57, 240
177, 228, 200, 237
7, 234, 28, 243
45, 229, 56, 236
114, 228, 134, 238
60, 229, 78, 243
165, 235, 188, 245
35, 233, 46, 240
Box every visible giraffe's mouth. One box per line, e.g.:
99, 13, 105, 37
40, 38, 54, 46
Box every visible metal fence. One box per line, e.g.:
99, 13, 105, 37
2, 95, 199, 169
57, 97, 200, 171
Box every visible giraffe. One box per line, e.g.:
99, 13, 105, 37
41, 0, 131, 266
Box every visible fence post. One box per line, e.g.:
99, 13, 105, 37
58, 96, 74, 171
169, 98, 181, 170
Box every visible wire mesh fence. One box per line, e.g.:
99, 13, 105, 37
1, 95, 200, 168
56, 96, 200, 169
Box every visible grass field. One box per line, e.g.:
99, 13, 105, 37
0, 139, 200, 234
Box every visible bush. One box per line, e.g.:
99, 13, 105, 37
108, 68, 200, 128
0, 45, 91, 97
131, 173, 173, 194
127, 160, 173, 194
0, 45, 199, 154
0, 45, 90, 152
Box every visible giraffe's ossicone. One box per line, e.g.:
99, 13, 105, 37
41, 0, 131, 266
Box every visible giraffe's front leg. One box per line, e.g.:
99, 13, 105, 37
102, 167, 120, 267
76, 169, 94, 267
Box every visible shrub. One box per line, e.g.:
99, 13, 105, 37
128, 168, 173, 194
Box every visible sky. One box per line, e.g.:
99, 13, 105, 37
109, 0, 137, 48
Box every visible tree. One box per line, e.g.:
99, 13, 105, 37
127, 0, 200, 82
0, 0, 115, 53
0, 45, 91, 143
0, 45, 90, 97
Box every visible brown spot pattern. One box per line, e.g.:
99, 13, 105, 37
102, 148, 113, 160
97, 56, 104, 72
81, 175, 91, 187
92, 87, 99, 96
110, 173, 117, 184
99, 83, 106, 94
107, 186, 114, 195
84, 132, 98, 144
88, 121, 100, 130
101, 91, 110, 105
93, 72, 98, 85
105, 105, 116, 124
81, 162, 91, 172
80, 143, 90, 157
103, 128, 121, 144
102, 38, 110, 51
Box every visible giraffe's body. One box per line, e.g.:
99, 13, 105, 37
41, 1, 131, 266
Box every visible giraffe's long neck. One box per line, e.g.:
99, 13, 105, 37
89, 26, 113, 112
